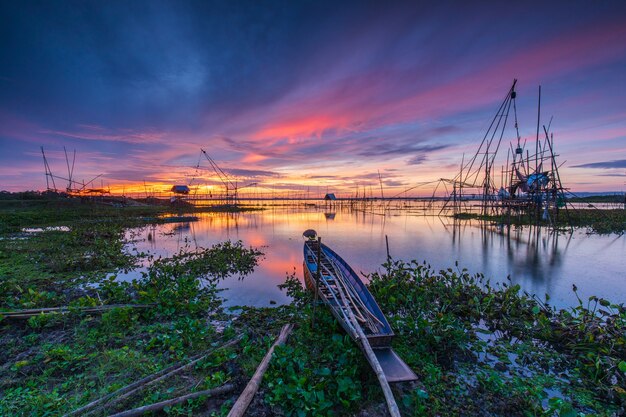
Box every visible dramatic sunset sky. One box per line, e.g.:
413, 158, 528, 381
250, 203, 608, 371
1, 1, 625, 196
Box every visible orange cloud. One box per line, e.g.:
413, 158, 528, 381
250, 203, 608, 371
252, 114, 353, 142
242, 153, 268, 163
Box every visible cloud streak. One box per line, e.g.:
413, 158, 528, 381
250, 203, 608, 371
1, 2, 626, 193
572, 160, 626, 169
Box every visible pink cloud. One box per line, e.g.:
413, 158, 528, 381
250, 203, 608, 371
222, 17, 626, 150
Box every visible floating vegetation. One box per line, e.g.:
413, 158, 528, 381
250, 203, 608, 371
21, 226, 71, 233
268, 263, 625, 416
365, 260, 626, 416
1, 197, 624, 416
0, 241, 265, 416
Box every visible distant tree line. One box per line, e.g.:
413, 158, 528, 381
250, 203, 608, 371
0, 190, 69, 200
567, 194, 625, 203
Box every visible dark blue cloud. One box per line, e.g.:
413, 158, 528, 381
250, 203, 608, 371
1, 0, 626, 192
0, 0, 330, 129
4, 0, 621, 132
573, 160, 626, 169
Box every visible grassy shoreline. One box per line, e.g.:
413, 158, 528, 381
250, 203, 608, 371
453, 208, 626, 235
1, 199, 624, 416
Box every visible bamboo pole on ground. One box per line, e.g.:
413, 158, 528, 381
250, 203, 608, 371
226, 323, 294, 417
1, 304, 154, 320
106, 384, 235, 417
63, 336, 241, 417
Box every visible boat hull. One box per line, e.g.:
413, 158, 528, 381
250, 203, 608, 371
302, 240, 417, 382
304, 262, 393, 348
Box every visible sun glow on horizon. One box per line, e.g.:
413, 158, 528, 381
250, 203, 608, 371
1, 3, 625, 194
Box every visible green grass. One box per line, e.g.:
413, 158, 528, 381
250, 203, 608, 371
567, 194, 625, 204
453, 208, 626, 234
0, 198, 267, 416
264, 263, 625, 416
1, 198, 624, 416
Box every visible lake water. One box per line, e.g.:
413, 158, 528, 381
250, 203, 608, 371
121, 202, 626, 310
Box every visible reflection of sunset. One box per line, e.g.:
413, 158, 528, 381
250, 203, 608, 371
244, 233, 267, 249
260, 251, 299, 278
123, 206, 626, 309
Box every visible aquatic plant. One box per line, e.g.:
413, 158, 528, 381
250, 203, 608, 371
264, 309, 369, 417
0, 236, 264, 416
269, 260, 625, 416
364, 259, 626, 416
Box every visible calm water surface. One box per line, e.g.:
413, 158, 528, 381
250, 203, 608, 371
121, 204, 625, 309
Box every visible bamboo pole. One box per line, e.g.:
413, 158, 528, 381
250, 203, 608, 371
63, 336, 241, 417
106, 384, 235, 417
385, 235, 390, 262
227, 323, 294, 417
1, 304, 154, 320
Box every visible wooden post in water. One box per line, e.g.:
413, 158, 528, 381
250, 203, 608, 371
385, 235, 390, 262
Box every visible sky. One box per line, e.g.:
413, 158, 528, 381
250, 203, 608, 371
1, 0, 625, 196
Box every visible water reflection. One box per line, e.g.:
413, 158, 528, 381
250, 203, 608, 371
324, 212, 336, 220
121, 204, 625, 309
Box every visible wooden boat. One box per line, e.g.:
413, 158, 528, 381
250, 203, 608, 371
302, 230, 417, 383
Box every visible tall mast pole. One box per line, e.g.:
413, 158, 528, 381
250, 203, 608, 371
535, 85, 541, 174
41, 146, 49, 191
535, 86, 542, 220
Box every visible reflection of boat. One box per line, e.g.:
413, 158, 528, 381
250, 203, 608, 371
323, 212, 336, 220
302, 230, 417, 383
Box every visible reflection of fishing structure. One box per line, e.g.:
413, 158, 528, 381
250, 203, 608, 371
161, 221, 199, 251
443, 216, 569, 293
497, 224, 571, 296
199, 211, 245, 240
146, 224, 158, 250
437, 80, 569, 229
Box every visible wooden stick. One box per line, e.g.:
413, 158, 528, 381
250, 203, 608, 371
63, 336, 241, 417
1, 304, 154, 319
385, 235, 390, 261
97, 336, 241, 415
106, 383, 235, 417
1, 304, 154, 315
355, 326, 401, 417
226, 324, 294, 417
